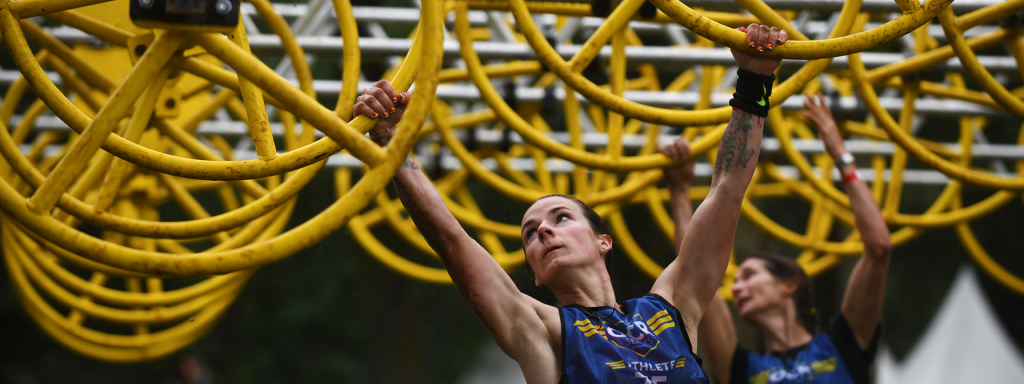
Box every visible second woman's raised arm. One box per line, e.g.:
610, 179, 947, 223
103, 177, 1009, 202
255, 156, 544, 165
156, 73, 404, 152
804, 94, 892, 350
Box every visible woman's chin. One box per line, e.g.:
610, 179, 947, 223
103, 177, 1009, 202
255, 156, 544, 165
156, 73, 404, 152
540, 255, 581, 278
736, 305, 757, 323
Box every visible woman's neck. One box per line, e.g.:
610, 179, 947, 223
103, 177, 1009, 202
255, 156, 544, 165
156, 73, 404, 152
756, 306, 813, 354
551, 270, 619, 313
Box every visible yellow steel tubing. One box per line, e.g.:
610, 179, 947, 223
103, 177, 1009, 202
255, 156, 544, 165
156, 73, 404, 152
332, 0, 360, 117
248, 0, 320, 147
0, 0, 441, 276
229, 19, 278, 160
504, 0, 859, 126
566, 0, 645, 73
0, 70, 30, 124
434, 76, 726, 205
10, 242, 240, 324
456, 0, 758, 27
956, 212, 1024, 296
3, 238, 244, 357
23, 242, 245, 306
608, 206, 664, 279
10, 99, 47, 146
374, 191, 436, 256
733, 0, 808, 41
10, 0, 112, 18
25, 31, 182, 214
842, 120, 961, 160
180, 57, 287, 109
771, 111, 849, 206
954, 128, 1024, 295
1007, 35, 1024, 83
957, 0, 1024, 31
438, 61, 542, 83
882, 85, 916, 216
454, 7, 678, 170
348, 216, 454, 284
149, 119, 269, 198
42, 54, 107, 115
747, 158, 972, 252
249, 0, 315, 100
866, 29, 1008, 84
648, 0, 951, 59
15, 224, 157, 278
939, 7, 1024, 119
606, 30, 626, 160
564, 84, 589, 196
849, 45, 1024, 190
3, 13, 415, 181
0, 101, 322, 238
44, 9, 130, 46
764, 118, 1009, 230
87, 69, 167, 220
451, 185, 524, 267
156, 173, 231, 243
195, 33, 386, 166
179, 88, 237, 134
19, 19, 117, 91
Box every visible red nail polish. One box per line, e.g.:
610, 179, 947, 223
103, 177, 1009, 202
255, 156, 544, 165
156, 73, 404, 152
399, 94, 405, 101
384, 113, 389, 118
392, 96, 397, 102
748, 41, 755, 48
757, 46, 764, 52
390, 107, 396, 112
373, 113, 379, 118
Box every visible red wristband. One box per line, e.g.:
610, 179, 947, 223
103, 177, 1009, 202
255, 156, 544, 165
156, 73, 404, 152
841, 170, 860, 184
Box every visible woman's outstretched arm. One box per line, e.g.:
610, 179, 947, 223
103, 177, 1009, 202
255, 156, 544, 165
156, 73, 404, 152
651, 24, 789, 334
355, 81, 560, 369
661, 138, 741, 381
804, 95, 892, 350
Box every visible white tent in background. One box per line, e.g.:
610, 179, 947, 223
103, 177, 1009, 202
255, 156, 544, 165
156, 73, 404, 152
876, 267, 1024, 384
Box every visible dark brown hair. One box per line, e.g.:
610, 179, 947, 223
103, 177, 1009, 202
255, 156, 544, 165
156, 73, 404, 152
524, 194, 613, 277
747, 251, 819, 334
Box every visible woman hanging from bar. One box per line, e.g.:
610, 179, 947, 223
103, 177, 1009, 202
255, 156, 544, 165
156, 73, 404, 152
696, 94, 892, 384
353, 24, 789, 384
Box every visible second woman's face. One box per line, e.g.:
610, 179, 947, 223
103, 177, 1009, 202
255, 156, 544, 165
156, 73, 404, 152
732, 259, 791, 321
520, 197, 607, 284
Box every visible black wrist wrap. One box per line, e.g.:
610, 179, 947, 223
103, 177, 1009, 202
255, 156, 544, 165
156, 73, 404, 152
729, 69, 775, 117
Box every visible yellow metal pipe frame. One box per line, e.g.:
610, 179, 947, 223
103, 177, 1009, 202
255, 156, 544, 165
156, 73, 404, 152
4, 0, 1024, 363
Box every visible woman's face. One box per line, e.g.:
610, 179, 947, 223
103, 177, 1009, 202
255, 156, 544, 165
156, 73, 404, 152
521, 197, 609, 285
732, 258, 794, 322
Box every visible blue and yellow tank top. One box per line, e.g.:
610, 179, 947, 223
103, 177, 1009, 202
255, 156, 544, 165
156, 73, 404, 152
730, 315, 879, 384
560, 294, 708, 383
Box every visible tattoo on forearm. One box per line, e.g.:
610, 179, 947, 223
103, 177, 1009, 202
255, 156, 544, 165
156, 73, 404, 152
401, 155, 420, 170
714, 112, 761, 175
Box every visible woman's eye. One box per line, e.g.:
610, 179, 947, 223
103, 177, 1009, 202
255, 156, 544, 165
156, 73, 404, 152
526, 229, 536, 239
557, 214, 569, 222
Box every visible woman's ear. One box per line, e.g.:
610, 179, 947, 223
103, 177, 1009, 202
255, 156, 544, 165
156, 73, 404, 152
781, 279, 799, 296
598, 234, 612, 254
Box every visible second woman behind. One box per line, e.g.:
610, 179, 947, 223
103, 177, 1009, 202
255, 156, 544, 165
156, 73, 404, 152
697, 94, 893, 384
